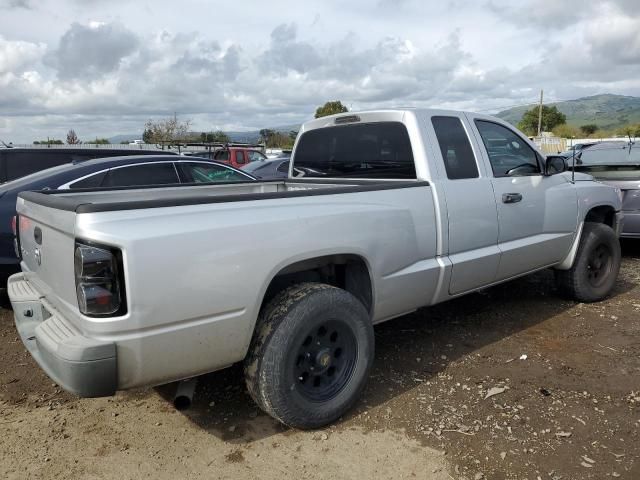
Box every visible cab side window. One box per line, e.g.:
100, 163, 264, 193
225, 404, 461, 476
102, 163, 180, 187
475, 120, 541, 177
213, 150, 230, 161
432, 116, 479, 180
68, 171, 108, 189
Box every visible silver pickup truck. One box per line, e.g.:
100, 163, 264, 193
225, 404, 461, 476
9, 109, 623, 429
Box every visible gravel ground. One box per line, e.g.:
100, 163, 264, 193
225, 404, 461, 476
1, 241, 639, 479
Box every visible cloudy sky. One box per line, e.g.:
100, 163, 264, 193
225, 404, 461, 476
1, 0, 639, 143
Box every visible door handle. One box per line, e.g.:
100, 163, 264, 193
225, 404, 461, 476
502, 193, 522, 204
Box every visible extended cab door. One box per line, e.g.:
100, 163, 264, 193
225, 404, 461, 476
424, 114, 501, 295
468, 115, 578, 280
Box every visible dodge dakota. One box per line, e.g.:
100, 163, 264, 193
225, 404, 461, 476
9, 109, 623, 428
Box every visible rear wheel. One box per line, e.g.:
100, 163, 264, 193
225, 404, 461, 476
555, 222, 621, 302
244, 283, 374, 429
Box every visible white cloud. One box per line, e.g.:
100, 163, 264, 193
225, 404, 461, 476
0, 36, 46, 73
0, 0, 639, 142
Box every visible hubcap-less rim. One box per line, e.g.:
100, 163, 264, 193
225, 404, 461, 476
294, 320, 357, 402
586, 243, 613, 288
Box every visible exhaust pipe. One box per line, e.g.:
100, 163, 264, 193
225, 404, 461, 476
173, 378, 198, 411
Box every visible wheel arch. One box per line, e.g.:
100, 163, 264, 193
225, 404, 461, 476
556, 204, 618, 270
257, 252, 375, 318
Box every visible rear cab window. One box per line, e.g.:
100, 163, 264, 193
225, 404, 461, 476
293, 122, 416, 178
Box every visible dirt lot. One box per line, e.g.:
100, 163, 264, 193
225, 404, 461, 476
1, 242, 639, 480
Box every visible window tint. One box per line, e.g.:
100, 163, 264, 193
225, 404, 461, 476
214, 150, 230, 161
293, 122, 415, 178
432, 116, 478, 180
235, 151, 246, 164
179, 162, 248, 183
5, 152, 72, 181
68, 171, 108, 189
475, 120, 541, 177
102, 163, 179, 187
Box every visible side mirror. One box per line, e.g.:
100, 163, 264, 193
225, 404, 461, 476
545, 155, 567, 175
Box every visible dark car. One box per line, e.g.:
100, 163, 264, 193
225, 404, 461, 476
241, 156, 290, 179
0, 147, 177, 183
0, 155, 255, 284
569, 142, 640, 238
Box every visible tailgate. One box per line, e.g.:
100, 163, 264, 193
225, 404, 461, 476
16, 195, 78, 309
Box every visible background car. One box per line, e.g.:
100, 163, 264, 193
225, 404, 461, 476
0, 155, 255, 285
570, 142, 640, 238
241, 156, 290, 179
0, 147, 176, 183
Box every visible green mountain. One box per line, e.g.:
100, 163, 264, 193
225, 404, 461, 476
497, 94, 640, 130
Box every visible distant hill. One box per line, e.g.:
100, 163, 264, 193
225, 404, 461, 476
108, 134, 141, 144
497, 94, 640, 130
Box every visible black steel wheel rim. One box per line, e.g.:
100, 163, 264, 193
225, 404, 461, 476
293, 319, 358, 402
586, 243, 613, 288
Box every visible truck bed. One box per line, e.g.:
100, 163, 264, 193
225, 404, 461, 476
18, 178, 428, 213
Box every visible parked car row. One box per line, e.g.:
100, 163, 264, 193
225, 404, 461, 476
0, 154, 255, 283
561, 141, 639, 238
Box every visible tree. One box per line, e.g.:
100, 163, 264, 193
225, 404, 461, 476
314, 101, 348, 119
142, 128, 153, 144
259, 129, 275, 144
517, 105, 566, 136
66, 129, 80, 144
143, 114, 192, 146
617, 123, 640, 138
580, 124, 598, 136
33, 139, 63, 145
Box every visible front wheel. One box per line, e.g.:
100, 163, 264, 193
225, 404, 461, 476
244, 283, 374, 429
555, 222, 621, 302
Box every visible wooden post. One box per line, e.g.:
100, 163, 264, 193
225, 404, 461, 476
537, 89, 544, 136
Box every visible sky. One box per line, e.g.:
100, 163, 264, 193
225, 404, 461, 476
1, 0, 639, 143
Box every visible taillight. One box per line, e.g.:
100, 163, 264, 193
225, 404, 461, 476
74, 241, 125, 316
11, 216, 16, 236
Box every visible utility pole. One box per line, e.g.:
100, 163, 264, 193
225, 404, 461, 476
537, 89, 544, 136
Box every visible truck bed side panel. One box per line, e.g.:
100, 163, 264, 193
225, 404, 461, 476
69, 186, 438, 388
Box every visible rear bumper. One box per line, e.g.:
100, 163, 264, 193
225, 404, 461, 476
8, 273, 117, 397
621, 211, 640, 238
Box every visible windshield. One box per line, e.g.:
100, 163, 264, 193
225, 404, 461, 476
293, 122, 416, 178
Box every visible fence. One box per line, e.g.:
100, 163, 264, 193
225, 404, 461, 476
532, 135, 567, 154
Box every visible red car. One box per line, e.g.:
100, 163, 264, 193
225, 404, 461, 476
209, 147, 267, 169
